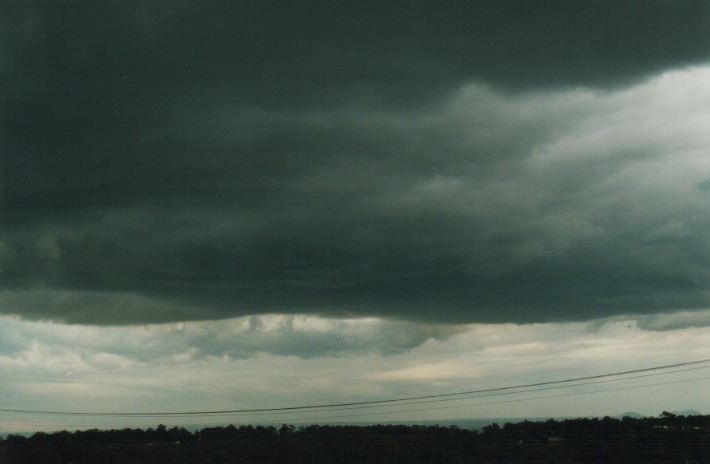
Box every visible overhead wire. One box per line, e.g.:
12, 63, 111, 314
226, 363, 710, 419
1, 358, 708, 419
260, 376, 710, 424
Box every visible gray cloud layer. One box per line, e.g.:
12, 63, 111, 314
3, 1, 710, 325
0, 314, 462, 365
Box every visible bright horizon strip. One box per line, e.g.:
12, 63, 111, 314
1, 358, 708, 418
201, 364, 710, 419
7, 375, 705, 431
254, 376, 710, 425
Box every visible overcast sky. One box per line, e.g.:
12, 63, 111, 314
2, 1, 710, 432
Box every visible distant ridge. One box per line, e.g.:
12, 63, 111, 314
617, 411, 645, 419
672, 409, 701, 416
616, 410, 703, 419
3, 412, 706, 436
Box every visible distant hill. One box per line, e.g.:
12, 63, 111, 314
617, 411, 645, 419
673, 409, 701, 416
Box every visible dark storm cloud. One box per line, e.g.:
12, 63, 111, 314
2, 1, 710, 325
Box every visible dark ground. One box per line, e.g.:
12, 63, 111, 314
1, 413, 708, 463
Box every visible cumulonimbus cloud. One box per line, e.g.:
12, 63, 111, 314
3, 66, 710, 325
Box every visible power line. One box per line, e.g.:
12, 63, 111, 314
230, 364, 710, 419
97, 364, 707, 420
264, 376, 710, 424
1, 358, 708, 418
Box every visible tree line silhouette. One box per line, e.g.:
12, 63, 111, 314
1, 413, 708, 463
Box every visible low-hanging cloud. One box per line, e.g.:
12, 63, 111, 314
3, 0, 710, 325
0, 315, 463, 369
3, 66, 710, 325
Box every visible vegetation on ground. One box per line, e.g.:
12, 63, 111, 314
1, 412, 708, 463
